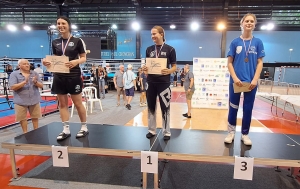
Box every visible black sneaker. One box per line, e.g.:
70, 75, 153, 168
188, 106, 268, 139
128, 104, 131, 110
163, 135, 170, 140
125, 104, 129, 109
146, 132, 155, 138
182, 113, 191, 118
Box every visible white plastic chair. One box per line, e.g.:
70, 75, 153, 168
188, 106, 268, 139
84, 86, 103, 113
70, 91, 88, 117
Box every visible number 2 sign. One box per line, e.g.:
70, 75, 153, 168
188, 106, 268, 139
51, 145, 69, 167
141, 151, 158, 174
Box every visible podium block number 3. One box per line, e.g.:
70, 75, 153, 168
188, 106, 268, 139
234, 156, 254, 181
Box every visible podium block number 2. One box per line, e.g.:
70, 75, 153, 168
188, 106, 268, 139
141, 151, 158, 174
51, 145, 69, 167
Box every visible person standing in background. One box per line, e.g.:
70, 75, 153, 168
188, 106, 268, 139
90, 64, 97, 86
98, 66, 106, 99
182, 64, 195, 118
224, 13, 265, 146
5, 64, 13, 76
172, 69, 178, 87
123, 64, 137, 110
180, 68, 184, 87
114, 65, 126, 106
9, 59, 43, 133
103, 67, 108, 93
139, 65, 147, 106
136, 67, 142, 92
34, 64, 44, 81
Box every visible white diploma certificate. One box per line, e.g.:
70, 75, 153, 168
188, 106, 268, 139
45, 55, 70, 73
146, 58, 167, 75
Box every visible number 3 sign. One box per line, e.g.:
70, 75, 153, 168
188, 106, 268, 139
51, 145, 69, 167
141, 151, 158, 174
234, 156, 254, 180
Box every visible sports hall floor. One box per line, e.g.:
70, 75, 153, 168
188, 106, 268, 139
0, 86, 299, 188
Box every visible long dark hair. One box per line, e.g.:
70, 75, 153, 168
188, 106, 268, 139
57, 16, 72, 33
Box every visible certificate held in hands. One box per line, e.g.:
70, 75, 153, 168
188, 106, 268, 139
146, 58, 167, 74
233, 82, 251, 93
45, 55, 70, 73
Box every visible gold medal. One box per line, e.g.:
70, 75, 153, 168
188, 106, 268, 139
244, 57, 249, 62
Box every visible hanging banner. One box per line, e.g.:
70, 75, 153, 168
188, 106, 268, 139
192, 58, 230, 109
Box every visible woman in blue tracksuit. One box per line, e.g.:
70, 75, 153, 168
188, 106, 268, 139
224, 13, 265, 146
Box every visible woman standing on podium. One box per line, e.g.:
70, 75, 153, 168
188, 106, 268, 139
225, 13, 265, 146
143, 26, 177, 140
43, 16, 88, 141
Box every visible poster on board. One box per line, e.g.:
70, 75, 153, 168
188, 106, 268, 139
192, 58, 229, 109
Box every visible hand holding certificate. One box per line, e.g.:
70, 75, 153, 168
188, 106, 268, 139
45, 55, 70, 73
233, 82, 251, 93
146, 58, 167, 74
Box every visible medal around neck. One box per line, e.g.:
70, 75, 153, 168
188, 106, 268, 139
242, 36, 252, 64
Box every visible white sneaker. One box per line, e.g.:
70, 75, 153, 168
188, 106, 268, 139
140, 103, 143, 107
224, 132, 235, 144
143, 103, 147, 106
241, 135, 252, 146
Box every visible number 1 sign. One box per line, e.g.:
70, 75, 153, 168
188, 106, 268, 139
51, 145, 69, 167
141, 151, 158, 174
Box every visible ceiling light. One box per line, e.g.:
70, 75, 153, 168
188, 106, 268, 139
112, 24, 117, 29
7, 24, 17, 32
191, 22, 199, 31
170, 24, 176, 29
131, 21, 140, 31
261, 25, 267, 30
71, 25, 77, 29
50, 25, 56, 29
267, 23, 274, 30
23, 25, 31, 31
217, 23, 226, 30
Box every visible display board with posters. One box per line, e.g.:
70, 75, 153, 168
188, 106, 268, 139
192, 58, 230, 109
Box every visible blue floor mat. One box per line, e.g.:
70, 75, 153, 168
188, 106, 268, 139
0, 100, 57, 117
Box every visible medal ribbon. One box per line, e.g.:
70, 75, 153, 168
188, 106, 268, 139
155, 44, 164, 58
61, 35, 72, 56
242, 37, 252, 60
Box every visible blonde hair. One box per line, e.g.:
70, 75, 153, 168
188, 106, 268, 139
152, 25, 165, 42
240, 13, 257, 24
240, 13, 257, 31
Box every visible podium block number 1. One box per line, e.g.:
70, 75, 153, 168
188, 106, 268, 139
141, 151, 158, 174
